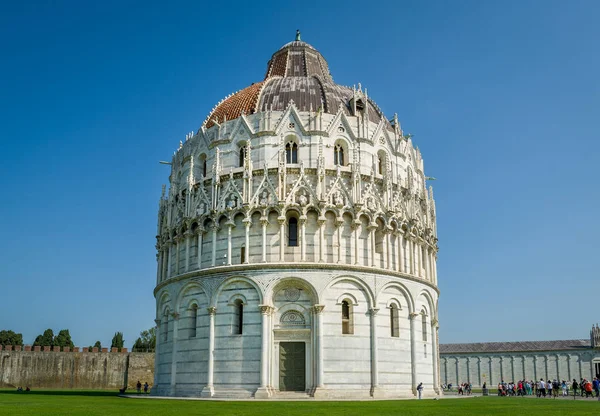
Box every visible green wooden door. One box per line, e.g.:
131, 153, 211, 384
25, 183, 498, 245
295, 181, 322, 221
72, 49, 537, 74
279, 342, 306, 391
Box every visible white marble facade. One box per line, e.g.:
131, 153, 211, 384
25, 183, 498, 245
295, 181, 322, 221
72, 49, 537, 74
153, 35, 439, 399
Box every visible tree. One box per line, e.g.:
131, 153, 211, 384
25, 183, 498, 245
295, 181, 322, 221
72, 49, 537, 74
54, 329, 74, 349
94, 340, 102, 349
33, 328, 55, 347
0, 330, 24, 346
111, 332, 124, 350
132, 327, 155, 352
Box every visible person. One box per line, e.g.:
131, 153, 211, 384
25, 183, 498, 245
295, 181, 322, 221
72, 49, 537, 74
585, 379, 593, 398
136, 380, 142, 394
593, 377, 599, 398
572, 379, 579, 396
17, 387, 23, 392
144, 382, 149, 394
417, 382, 423, 399
546, 379, 552, 398
538, 379, 545, 397
25, 386, 30, 392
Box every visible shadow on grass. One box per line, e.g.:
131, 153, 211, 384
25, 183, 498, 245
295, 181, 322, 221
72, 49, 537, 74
0, 389, 120, 397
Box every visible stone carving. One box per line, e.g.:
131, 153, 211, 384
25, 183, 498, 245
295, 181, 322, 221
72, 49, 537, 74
284, 287, 301, 302
280, 310, 305, 326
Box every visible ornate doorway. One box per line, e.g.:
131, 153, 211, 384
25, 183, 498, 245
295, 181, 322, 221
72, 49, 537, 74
279, 342, 306, 391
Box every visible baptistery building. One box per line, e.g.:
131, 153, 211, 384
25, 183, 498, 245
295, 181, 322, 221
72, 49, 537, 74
153, 33, 440, 399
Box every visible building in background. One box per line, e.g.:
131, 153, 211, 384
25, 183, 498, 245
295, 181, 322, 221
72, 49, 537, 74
153, 32, 439, 399
440, 324, 600, 386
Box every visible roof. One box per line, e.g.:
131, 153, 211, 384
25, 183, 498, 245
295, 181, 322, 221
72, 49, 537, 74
203, 36, 391, 130
440, 339, 591, 354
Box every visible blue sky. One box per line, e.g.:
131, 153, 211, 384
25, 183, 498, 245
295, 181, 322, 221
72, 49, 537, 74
0, 0, 598, 348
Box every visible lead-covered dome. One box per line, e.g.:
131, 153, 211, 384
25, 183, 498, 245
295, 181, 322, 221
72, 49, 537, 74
203, 33, 389, 129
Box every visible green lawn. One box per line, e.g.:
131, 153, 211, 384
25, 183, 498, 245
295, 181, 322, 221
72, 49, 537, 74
0, 390, 597, 415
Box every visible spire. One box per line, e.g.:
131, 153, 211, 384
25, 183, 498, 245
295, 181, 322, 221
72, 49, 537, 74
295, 29, 301, 41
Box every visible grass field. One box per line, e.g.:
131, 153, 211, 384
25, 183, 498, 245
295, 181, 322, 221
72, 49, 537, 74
0, 390, 597, 415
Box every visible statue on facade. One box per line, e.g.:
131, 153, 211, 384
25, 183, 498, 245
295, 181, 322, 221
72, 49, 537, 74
298, 190, 308, 207
260, 191, 269, 206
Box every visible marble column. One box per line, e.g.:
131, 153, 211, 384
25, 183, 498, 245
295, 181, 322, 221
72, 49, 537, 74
318, 217, 326, 262
336, 218, 343, 263
170, 313, 180, 395
353, 220, 361, 265
256, 305, 274, 398
243, 219, 251, 264
431, 319, 440, 394
408, 238, 414, 275
184, 231, 191, 272
424, 248, 431, 281
312, 305, 326, 397
196, 228, 204, 270
382, 229, 389, 269
299, 215, 307, 261
211, 225, 218, 267
175, 237, 181, 275
278, 216, 286, 262
167, 241, 173, 278
226, 222, 234, 265
261, 217, 268, 263
156, 250, 162, 285
398, 233, 404, 273
162, 248, 168, 282
369, 307, 381, 397
410, 312, 419, 395
368, 223, 377, 267
201, 307, 217, 397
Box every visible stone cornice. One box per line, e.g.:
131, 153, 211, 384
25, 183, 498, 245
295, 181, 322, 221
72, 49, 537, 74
154, 262, 440, 297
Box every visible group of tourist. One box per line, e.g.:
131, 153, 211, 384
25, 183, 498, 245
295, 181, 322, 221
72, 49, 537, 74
493, 378, 600, 399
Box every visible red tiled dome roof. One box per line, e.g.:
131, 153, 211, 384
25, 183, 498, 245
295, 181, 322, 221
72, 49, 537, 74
203, 38, 389, 130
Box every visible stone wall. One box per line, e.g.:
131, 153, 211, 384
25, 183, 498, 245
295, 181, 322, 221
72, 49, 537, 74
0, 347, 155, 390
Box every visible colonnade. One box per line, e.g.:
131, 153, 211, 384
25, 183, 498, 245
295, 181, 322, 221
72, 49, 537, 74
156, 218, 438, 286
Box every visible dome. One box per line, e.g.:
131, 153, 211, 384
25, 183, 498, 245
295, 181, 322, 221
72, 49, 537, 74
203, 33, 390, 129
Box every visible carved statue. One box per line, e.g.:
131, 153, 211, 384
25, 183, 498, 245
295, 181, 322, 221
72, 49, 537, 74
298, 191, 308, 207
260, 191, 269, 206
334, 191, 344, 207
196, 203, 205, 217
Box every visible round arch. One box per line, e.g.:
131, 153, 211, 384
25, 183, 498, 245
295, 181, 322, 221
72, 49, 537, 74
211, 275, 264, 307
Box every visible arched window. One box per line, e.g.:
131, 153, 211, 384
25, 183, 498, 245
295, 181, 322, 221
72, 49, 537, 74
341, 300, 353, 334
334, 144, 344, 166
421, 310, 428, 342
233, 299, 244, 335
238, 146, 246, 168
378, 154, 384, 175
190, 304, 198, 338
200, 154, 207, 177
288, 217, 298, 246
240, 246, 246, 264
286, 142, 298, 163
390, 304, 399, 337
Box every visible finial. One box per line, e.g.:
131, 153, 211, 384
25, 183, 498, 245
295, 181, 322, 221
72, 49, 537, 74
295, 29, 301, 41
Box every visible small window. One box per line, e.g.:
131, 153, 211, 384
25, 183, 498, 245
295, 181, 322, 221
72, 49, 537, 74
200, 154, 207, 177
424, 344, 427, 358
239, 146, 246, 167
163, 312, 169, 342
334, 144, 344, 166
288, 217, 298, 246
233, 299, 244, 335
190, 305, 198, 338
240, 246, 246, 263
341, 300, 354, 334
378, 155, 384, 175
390, 304, 399, 338
286, 142, 298, 163
421, 311, 427, 342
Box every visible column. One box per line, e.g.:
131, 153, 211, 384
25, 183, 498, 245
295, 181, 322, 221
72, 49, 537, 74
156, 250, 162, 285
170, 313, 180, 395
184, 231, 191, 272
368, 223, 377, 267
398, 233, 404, 273
153, 320, 161, 393
318, 217, 326, 262
424, 248, 430, 281
353, 220, 361, 265
175, 237, 181, 275
162, 248, 168, 282
369, 307, 381, 397
312, 305, 326, 397
167, 241, 173, 278
278, 216, 286, 262
244, 219, 251, 264
336, 218, 343, 263
201, 307, 217, 397
211, 225, 218, 267
299, 215, 307, 261
256, 305, 273, 398
261, 217, 268, 262
431, 319, 440, 394
409, 312, 418, 395
407, 238, 414, 275
382, 229, 389, 269
196, 227, 203, 270
433, 255, 438, 284
226, 223, 233, 265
